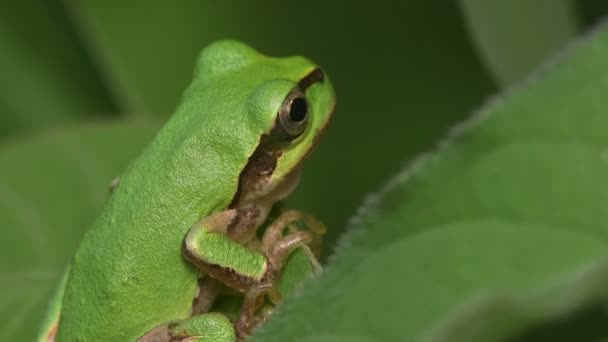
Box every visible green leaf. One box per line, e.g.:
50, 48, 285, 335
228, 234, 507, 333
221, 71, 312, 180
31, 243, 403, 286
251, 23, 608, 341
0, 120, 160, 341
460, 0, 580, 87
0, 1, 117, 139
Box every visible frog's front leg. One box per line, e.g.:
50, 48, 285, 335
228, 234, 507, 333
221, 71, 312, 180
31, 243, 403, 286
184, 207, 325, 339
184, 207, 323, 291
183, 206, 271, 291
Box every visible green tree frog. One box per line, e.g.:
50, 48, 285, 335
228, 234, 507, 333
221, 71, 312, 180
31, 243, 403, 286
37, 40, 335, 341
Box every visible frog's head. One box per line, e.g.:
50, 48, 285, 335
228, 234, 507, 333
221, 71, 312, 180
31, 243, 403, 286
195, 40, 335, 206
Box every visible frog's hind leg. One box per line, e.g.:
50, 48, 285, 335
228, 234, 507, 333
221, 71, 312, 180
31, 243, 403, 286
184, 208, 325, 340
138, 313, 236, 342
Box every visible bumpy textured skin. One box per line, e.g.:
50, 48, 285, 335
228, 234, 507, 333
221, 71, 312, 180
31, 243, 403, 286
51, 41, 335, 341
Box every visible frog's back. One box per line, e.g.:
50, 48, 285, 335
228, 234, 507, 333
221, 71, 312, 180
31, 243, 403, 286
54, 40, 321, 341
55, 111, 249, 340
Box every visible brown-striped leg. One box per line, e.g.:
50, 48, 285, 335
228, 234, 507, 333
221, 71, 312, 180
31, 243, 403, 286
184, 205, 273, 291
184, 208, 325, 340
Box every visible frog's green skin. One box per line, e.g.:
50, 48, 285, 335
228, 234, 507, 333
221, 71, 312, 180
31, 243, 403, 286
39, 41, 335, 341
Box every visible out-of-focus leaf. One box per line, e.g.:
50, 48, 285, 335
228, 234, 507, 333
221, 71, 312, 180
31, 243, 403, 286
578, 0, 608, 27
460, 0, 579, 87
63, 1, 496, 247
251, 23, 608, 341
0, 1, 117, 139
0, 120, 160, 341
62, 0, 257, 115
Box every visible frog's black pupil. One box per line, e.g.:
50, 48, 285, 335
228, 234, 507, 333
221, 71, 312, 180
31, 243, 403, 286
289, 97, 307, 122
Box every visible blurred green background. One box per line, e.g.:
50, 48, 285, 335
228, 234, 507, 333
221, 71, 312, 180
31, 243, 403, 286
3, 0, 601, 244
1, 0, 608, 340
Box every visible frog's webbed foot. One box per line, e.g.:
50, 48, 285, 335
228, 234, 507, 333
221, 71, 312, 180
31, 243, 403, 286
235, 210, 325, 339
261, 210, 325, 284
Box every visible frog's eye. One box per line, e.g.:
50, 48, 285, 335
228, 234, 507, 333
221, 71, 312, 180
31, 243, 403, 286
277, 88, 308, 140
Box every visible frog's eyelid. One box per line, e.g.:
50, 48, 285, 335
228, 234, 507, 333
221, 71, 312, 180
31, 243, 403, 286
298, 68, 324, 92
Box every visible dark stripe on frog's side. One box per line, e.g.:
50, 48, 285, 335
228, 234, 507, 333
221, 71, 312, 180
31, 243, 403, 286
228, 134, 281, 209
229, 68, 325, 208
